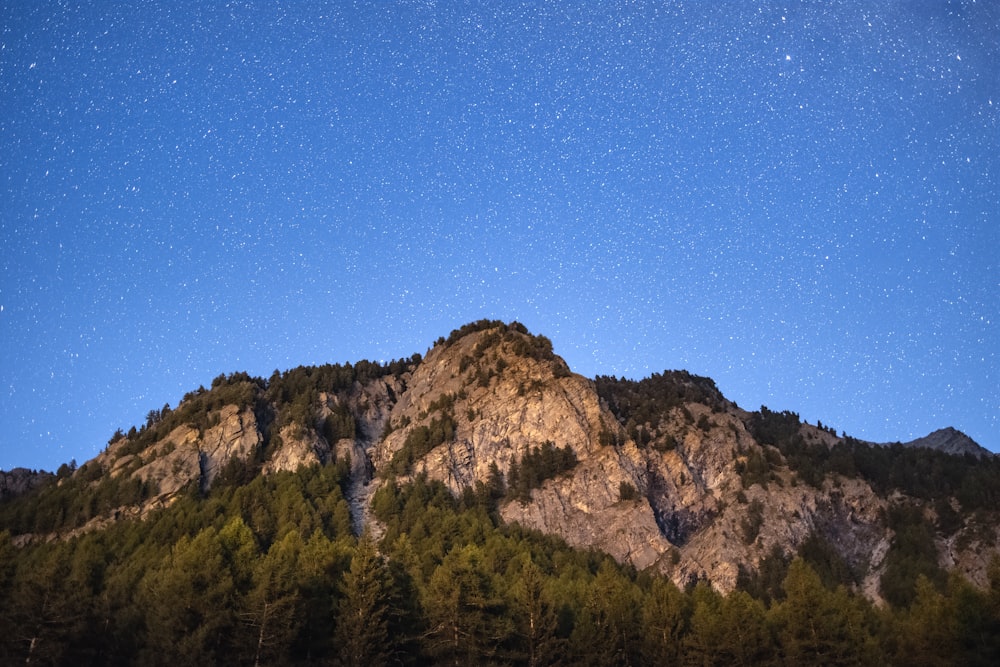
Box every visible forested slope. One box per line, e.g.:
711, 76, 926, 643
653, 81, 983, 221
1, 320, 999, 664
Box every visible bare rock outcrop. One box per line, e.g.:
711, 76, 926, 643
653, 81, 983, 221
128, 405, 262, 495
263, 424, 328, 474
500, 447, 671, 571
131, 424, 203, 497
366, 325, 912, 594
374, 329, 610, 494
0, 467, 54, 501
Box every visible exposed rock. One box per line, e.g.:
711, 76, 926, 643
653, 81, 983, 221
364, 324, 998, 594
0, 467, 54, 501
374, 329, 611, 494
263, 424, 327, 474
500, 448, 671, 571
131, 424, 202, 497
9, 321, 997, 600
197, 405, 262, 488
128, 405, 262, 495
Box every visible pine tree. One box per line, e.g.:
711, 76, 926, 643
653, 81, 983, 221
571, 561, 642, 667
891, 575, 958, 666
771, 558, 878, 665
334, 532, 392, 667
138, 528, 237, 666
240, 531, 304, 667
510, 555, 563, 666
424, 544, 511, 665
641, 577, 688, 665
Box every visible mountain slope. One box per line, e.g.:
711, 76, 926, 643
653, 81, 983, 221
2, 320, 998, 600
894, 427, 993, 459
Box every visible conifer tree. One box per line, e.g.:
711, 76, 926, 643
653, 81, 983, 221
891, 575, 959, 666
640, 577, 688, 665
771, 558, 878, 665
139, 528, 237, 666
334, 532, 392, 667
510, 555, 563, 667
571, 561, 642, 666
240, 531, 304, 667
424, 543, 511, 665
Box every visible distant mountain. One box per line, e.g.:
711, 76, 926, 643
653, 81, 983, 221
1, 320, 998, 664
888, 427, 994, 459
0, 467, 53, 501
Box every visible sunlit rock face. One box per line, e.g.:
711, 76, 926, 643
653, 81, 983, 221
27, 322, 999, 595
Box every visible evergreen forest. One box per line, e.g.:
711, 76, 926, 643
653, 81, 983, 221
1, 322, 999, 665
2, 460, 999, 665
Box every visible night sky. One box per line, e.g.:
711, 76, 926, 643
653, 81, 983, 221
2, 1, 997, 472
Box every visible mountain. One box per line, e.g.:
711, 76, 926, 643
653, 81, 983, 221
1, 320, 999, 664
0, 468, 53, 501
889, 427, 994, 459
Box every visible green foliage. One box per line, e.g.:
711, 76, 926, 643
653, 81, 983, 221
571, 561, 644, 666
441, 320, 569, 383
509, 554, 566, 665
262, 356, 418, 445
117, 374, 267, 460
640, 577, 688, 665
506, 442, 578, 503
443, 318, 513, 346
748, 406, 830, 487
618, 481, 639, 502
798, 532, 859, 589
685, 584, 774, 666
5, 320, 1000, 664
736, 447, 771, 489
0, 464, 153, 535
889, 575, 961, 665
2, 463, 1000, 664
880, 504, 945, 608
597, 371, 725, 421
740, 498, 765, 544
771, 559, 881, 665
852, 439, 1000, 512
748, 406, 1000, 510
322, 402, 356, 443
386, 412, 457, 477
423, 543, 512, 664
696, 414, 712, 433
335, 533, 394, 667
596, 372, 725, 453
737, 544, 791, 605
425, 391, 456, 415
507, 331, 555, 363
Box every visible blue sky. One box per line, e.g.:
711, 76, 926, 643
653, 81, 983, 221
2, 1, 997, 471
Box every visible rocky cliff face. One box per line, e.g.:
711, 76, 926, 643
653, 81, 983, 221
363, 324, 996, 594
373, 328, 608, 492
362, 325, 902, 593
98, 404, 263, 501
0, 467, 54, 501
12, 321, 997, 596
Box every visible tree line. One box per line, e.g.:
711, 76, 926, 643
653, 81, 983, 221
2, 465, 998, 665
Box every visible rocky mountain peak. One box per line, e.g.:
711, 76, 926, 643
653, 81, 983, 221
4, 320, 997, 600
373, 321, 603, 491
898, 427, 993, 459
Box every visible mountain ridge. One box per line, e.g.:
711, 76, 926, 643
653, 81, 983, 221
3, 319, 997, 601
2, 320, 1000, 664
880, 426, 994, 459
